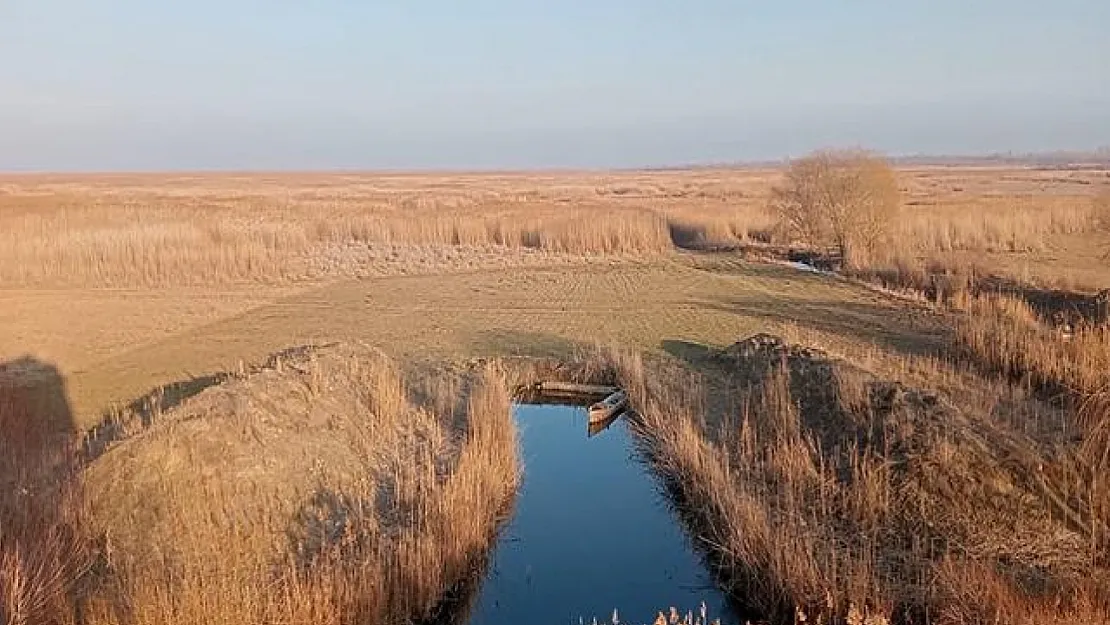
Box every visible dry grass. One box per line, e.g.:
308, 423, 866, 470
1, 166, 1105, 288
898, 195, 1098, 255
954, 293, 1110, 398
843, 192, 1108, 305
561, 339, 1110, 625
953, 294, 1110, 566
0, 176, 683, 287
1078, 390, 1110, 561
3, 163, 1110, 624
2, 345, 518, 625
1094, 189, 1110, 233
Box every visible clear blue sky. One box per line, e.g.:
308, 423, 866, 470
2, 1, 1108, 170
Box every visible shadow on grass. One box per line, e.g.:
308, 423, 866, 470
705, 295, 950, 361
0, 356, 75, 483
978, 276, 1109, 326
686, 254, 833, 280
660, 339, 715, 365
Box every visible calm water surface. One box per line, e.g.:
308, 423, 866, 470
466, 404, 739, 625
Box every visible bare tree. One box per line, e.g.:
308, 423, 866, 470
770, 149, 901, 268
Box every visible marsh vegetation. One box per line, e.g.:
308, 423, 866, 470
2, 156, 1109, 624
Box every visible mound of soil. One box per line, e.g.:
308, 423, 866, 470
719, 333, 952, 453
74, 342, 519, 625
83, 342, 459, 574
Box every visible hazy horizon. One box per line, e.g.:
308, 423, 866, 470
3, 1, 1108, 172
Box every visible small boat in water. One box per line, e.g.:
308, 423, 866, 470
588, 390, 628, 425
587, 409, 625, 437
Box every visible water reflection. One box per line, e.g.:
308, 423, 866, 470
464, 404, 739, 625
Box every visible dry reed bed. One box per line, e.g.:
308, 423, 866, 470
953, 294, 1110, 561
550, 340, 1110, 625
898, 195, 1098, 253
2, 344, 519, 625
954, 294, 1110, 398
0, 168, 1103, 288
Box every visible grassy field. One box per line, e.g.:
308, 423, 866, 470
2, 165, 1106, 421
1, 164, 1109, 624
1, 167, 1106, 290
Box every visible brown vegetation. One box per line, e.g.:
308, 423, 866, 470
1, 166, 1106, 290
769, 149, 901, 268
1, 358, 90, 625
1095, 189, 1110, 261
3, 162, 1110, 625
952, 294, 1110, 564
901, 195, 1098, 255
2, 345, 518, 625
574, 338, 1110, 625
954, 294, 1110, 397
1095, 189, 1110, 233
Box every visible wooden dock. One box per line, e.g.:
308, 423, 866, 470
538, 381, 618, 396
524, 380, 631, 433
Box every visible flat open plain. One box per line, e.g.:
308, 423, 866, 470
1, 166, 1104, 426
2, 164, 1108, 625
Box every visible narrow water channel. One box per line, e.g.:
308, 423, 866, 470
465, 403, 739, 625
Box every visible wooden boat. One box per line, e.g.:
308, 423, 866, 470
587, 409, 626, 438
588, 390, 628, 424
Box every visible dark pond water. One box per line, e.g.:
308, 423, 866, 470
465, 403, 740, 625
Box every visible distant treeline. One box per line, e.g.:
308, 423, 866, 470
643, 148, 1110, 171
